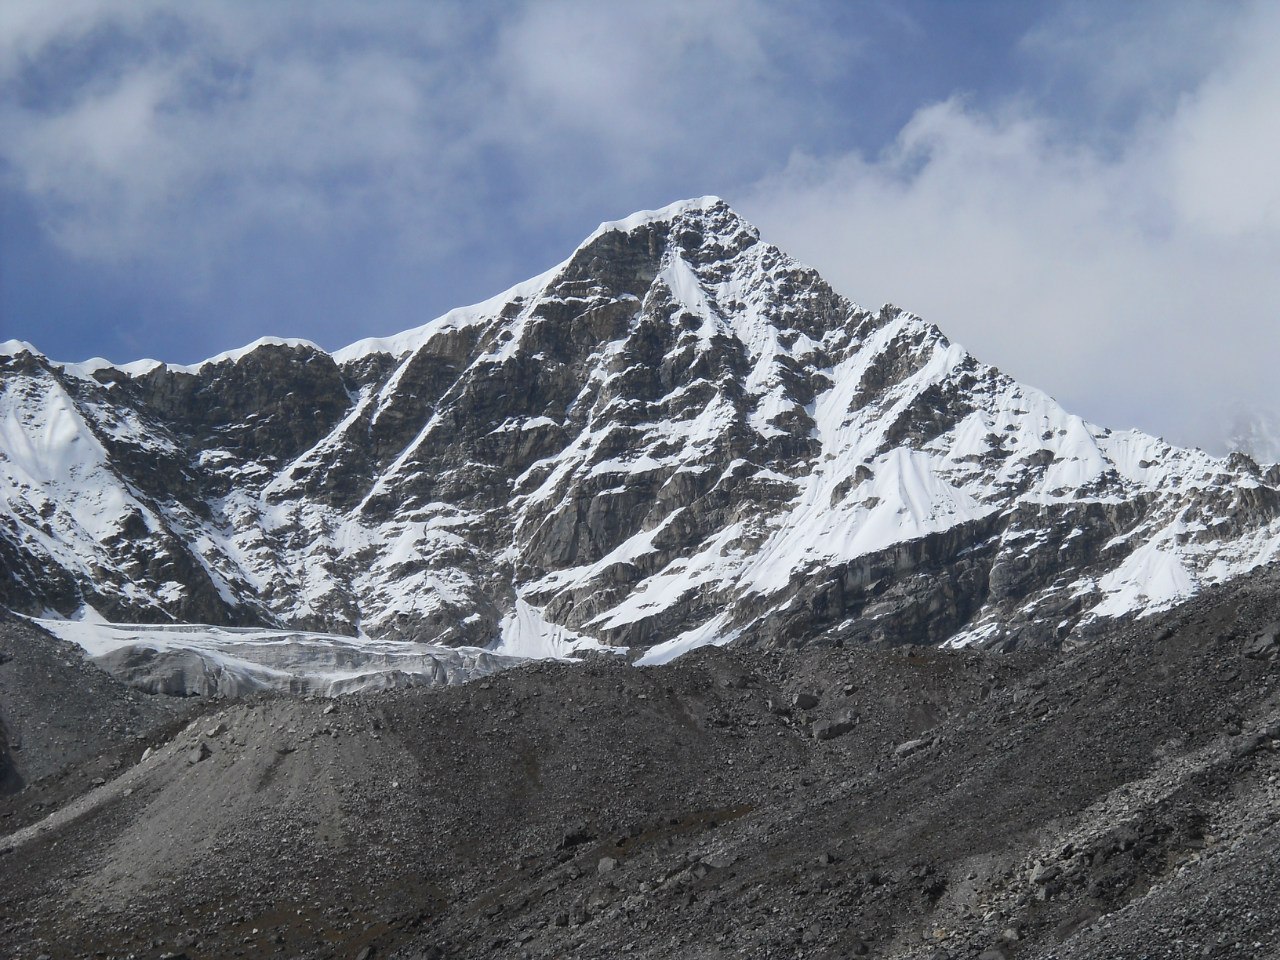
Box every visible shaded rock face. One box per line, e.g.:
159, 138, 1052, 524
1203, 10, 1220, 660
3, 197, 1280, 655
134, 345, 352, 483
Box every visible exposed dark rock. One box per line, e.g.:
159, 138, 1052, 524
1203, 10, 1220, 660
813, 712, 857, 741
792, 691, 820, 710
1242, 622, 1280, 660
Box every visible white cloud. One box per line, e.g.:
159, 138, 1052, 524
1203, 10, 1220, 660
1016, 2, 1237, 123
481, 0, 852, 226
495, 0, 776, 147
0, 0, 840, 272
743, 2, 1280, 452
1166, 8, 1280, 238
0, 0, 487, 269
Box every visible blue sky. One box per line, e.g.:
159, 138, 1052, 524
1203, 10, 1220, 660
1, 1, 1277, 451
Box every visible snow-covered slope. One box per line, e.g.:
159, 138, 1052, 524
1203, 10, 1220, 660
4, 198, 1280, 658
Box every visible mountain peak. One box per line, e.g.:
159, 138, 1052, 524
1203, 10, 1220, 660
0, 339, 44, 360
587, 195, 731, 238
5, 198, 1280, 664
580, 196, 761, 257
333, 199, 762, 366
1226, 407, 1280, 465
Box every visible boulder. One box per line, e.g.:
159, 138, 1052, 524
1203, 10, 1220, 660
813, 713, 857, 741
1243, 623, 1280, 660
894, 736, 934, 758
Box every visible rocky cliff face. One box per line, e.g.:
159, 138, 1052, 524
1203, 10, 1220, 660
3, 197, 1279, 657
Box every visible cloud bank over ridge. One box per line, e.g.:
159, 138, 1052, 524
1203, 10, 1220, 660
744, 2, 1280, 451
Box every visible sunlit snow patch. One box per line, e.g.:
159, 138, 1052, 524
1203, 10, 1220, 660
635, 614, 740, 666
490, 599, 622, 660
1086, 538, 1198, 620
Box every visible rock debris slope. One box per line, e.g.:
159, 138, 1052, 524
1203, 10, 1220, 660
3, 197, 1279, 658
0, 611, 184, 792
3, 566, 1280, 959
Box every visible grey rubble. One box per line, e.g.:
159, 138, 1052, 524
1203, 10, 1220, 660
3, 566, 1280, 959
2, 198, 1278, 658
0, 611, 187, 792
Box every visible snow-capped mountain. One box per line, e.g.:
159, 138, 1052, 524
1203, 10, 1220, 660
4, 197, 1280, 662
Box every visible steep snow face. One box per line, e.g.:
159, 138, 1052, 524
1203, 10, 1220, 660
4, 197, 1280, 658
